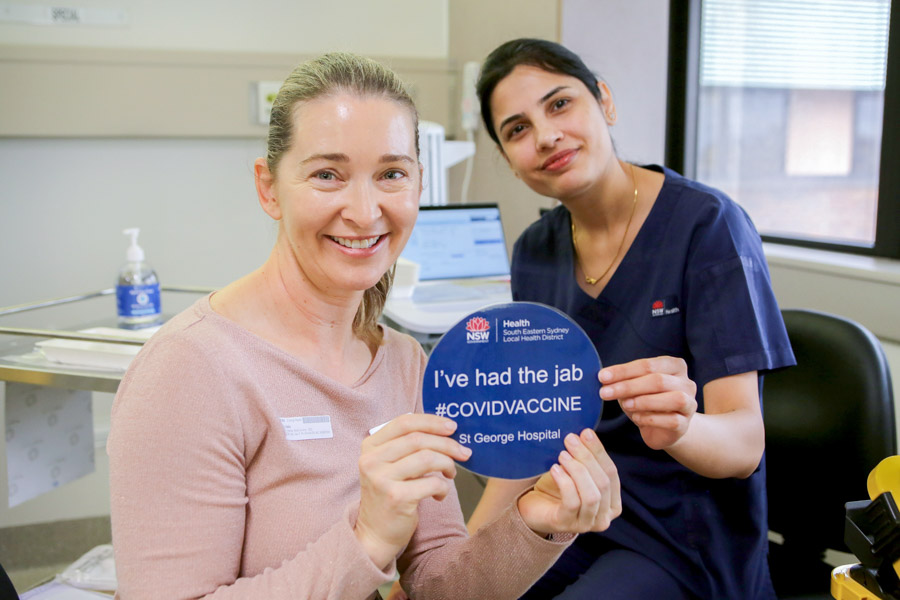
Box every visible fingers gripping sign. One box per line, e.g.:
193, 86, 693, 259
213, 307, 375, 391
598, 356, 698, 450
518, 428, 622, 535
355, 414, 472, 570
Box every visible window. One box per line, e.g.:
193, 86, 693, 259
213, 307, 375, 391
667, 0, 900, 257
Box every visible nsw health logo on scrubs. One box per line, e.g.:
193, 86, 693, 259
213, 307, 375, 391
651, 295, 680, 317
424, 302, 603, 479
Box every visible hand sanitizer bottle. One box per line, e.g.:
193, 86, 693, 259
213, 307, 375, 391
116, 228, 161, 328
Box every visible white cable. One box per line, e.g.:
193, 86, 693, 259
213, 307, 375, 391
460, 129, 475, 204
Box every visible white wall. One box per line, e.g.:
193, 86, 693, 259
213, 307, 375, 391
0, 0, 450, 528
0, 137, 273, 528
0, 0, 449, 58
0, 138, 272, 310
561, 0, 670, 165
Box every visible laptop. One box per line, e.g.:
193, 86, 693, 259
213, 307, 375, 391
399, 204, 511, 306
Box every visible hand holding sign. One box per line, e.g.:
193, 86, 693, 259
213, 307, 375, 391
518, 428, 622, 536
356, 413, 472, 570
598, 356, 698, 450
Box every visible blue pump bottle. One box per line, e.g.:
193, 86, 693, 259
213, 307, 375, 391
116, 228, 161, 327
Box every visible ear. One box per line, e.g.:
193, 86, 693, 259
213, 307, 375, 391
418, 162, 424, 194
596, 81, 617, 125
255, 158, 282, 221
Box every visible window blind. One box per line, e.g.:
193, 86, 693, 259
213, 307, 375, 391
700, 0, 891, 90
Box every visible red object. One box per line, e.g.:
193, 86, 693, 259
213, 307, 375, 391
466, 317, 491, 332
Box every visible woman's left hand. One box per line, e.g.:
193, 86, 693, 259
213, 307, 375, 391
599, 356, 698, 450
517, 428, 621, 536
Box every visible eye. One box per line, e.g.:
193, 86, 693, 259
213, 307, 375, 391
314, 171, 336, 181
506, 123, 528, 140
551, 97, 570, 111
383, 169, 407, 180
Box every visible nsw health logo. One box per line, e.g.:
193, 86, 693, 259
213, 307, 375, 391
465, 316, 491, 343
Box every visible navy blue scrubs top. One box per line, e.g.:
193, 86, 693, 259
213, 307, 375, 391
511, 166, 796, 599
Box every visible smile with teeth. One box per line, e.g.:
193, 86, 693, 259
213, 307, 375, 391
330, 235, 382, 249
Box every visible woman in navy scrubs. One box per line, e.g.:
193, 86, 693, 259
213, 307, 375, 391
466, 39, 796, 599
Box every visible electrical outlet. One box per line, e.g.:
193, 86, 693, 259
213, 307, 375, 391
253, 81, 282, 125
460, 61, 481, 132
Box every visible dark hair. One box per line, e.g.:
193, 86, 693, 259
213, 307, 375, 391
476, 38, 601, 145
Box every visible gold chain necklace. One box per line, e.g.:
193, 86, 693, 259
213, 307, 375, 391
571, 162, 638, 286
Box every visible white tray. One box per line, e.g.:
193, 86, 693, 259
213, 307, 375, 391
35, 327, 159, 371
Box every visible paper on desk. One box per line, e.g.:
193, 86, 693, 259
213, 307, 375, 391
5, 383, 94, 507
35, 326, 159, 371
59, 544, 116, 591
20, 579, 112, 599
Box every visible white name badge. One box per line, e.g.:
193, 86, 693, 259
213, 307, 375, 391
280, 415, 333, 441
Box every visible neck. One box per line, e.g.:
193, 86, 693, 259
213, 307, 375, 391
567, 159, 635, 233
213, 238, 370, 376
263, 240, 364, 350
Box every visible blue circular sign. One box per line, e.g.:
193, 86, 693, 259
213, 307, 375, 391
423, 302, 602, 479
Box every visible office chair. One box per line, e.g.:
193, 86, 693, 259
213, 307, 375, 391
764, 308, 897, 599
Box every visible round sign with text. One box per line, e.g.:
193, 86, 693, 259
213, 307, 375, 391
422, 302, 602, 479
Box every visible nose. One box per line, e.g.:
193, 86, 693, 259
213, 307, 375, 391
341, 180, 382, 229
535, 119, 563, 151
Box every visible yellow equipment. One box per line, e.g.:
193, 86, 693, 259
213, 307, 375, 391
832, 456, 900, 599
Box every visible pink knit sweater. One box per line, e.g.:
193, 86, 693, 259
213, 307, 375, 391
108, 297, 572, 599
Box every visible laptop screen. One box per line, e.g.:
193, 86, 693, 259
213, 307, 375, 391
400, 204, 510, 281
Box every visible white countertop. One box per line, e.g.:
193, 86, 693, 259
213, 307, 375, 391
383, 282, 512, 335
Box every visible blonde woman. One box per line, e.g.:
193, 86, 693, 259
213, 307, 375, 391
108, 52, 621, 600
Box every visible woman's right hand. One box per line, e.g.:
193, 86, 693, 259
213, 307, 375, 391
355, 414, 471, 570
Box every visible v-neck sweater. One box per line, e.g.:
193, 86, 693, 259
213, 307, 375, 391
108, 296, 572, 600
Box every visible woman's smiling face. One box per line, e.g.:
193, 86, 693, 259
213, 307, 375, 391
258, 92, 421, 296
490, 65, 618, 202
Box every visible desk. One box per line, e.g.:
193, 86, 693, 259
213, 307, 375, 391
0, 287, 214, 393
